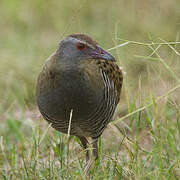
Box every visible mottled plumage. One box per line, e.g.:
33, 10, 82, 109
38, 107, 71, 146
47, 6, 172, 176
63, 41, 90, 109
36, 34, 123, 171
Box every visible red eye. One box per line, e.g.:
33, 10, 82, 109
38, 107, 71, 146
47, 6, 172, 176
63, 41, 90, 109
76, 43, 87, 50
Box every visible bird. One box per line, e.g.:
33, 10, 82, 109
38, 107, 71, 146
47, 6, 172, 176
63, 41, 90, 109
36, 34, 123, 171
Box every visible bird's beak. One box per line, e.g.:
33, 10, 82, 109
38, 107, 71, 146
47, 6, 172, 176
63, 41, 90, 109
91, 46, 116, 61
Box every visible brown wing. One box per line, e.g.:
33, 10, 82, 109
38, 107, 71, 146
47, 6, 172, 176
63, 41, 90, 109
96, 59, 123, 101
78, 59, 123, 137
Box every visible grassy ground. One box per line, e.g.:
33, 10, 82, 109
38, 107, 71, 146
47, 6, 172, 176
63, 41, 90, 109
0, 0, 180, 179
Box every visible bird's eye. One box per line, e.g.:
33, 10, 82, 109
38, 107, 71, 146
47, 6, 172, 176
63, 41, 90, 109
76, 43, 87, 50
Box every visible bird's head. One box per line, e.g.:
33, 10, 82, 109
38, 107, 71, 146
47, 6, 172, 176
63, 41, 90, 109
57, 34, 115, 62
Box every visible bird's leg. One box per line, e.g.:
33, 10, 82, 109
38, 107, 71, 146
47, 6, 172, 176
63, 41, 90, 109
79, 136, 92, 175
83, 138, 98, 175
78, 136, 89, 162
92, 138, 98, 160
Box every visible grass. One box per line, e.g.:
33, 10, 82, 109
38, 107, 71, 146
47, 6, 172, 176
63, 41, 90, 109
0, 0, 180, 179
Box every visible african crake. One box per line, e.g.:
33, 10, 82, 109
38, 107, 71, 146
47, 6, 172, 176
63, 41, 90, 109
36, 34, 123, 165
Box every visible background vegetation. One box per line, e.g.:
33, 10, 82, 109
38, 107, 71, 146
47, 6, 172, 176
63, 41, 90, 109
0, 0, 180, 179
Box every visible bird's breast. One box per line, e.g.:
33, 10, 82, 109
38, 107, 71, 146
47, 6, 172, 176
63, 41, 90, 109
37, 66, 104, 124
